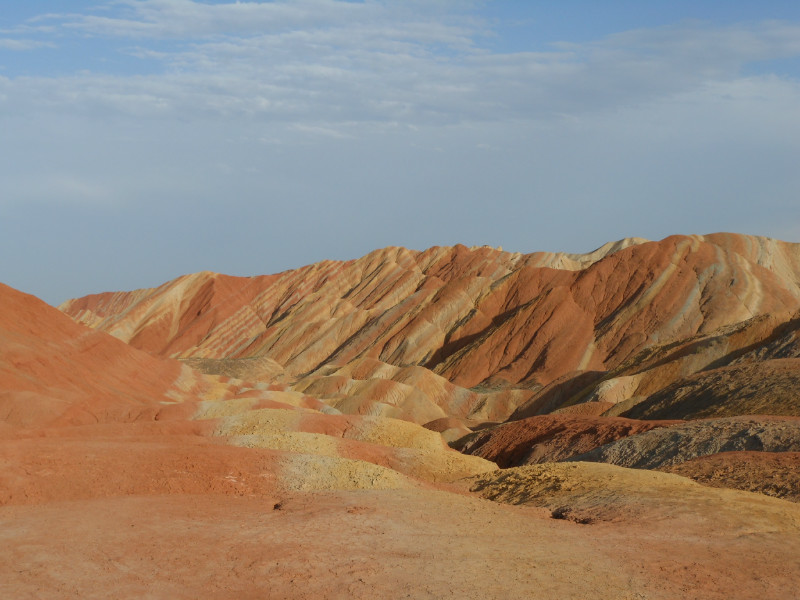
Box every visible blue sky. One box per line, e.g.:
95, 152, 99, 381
2, 1, 800, 304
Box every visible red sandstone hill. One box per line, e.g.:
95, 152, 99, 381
56, 232, 800, 508
6, 253, 800, 597
0, 282, 210, 430
3, 277, 511, 511
61, 233, 800, 422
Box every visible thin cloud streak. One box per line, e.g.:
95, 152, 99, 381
2, 7, 800, 129
0, 38, 54, 50
44, 0, 479, 43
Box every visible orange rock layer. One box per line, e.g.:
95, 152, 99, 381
1, 282, 497, 497
61, 233, 800, 422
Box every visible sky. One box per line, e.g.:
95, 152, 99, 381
2, 1, 800, 305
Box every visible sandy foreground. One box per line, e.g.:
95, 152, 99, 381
2, 434, 800, 599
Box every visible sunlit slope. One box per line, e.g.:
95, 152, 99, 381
61, 233, 800, 423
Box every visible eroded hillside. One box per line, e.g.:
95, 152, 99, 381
61, 233, 800, 424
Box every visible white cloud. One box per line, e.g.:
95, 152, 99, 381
4, 5, 800, 133
0, 38, 54, 50
48, 0, 478, 43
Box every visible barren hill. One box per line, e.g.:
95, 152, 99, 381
61, 233, 800, 422
0, 282, 495, 493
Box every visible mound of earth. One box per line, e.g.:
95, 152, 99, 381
61, 234, 800, 399
570, 416, 800, 469
182, 355, 289, 384
292, 357, 535, 425
622, 358, 800, 420
660, 451, 800, 502
466, 461, 800, 525
509, 312, 800, 419
207, 406, 496, 484
422, 416, 473, 443
0, 282, 247, 429
463, 462, 800, 598
452, 414, 680, 467
0, 281, 496, 503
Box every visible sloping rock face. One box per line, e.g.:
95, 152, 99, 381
622, 358, 800, 420
569, 416, 800, 469
0, 282, 229, 429
511, 309, 800, 419
60, 234, 800, 399
0, 282, 496, 501
660, 451, 800, 502
452, 414, 680, 467
53, 234, 800, 507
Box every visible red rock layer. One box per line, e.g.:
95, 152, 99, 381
60, 234, 800, 392
453, 414, 680, 467
0, 281, 494, 498
512, 311, 800, 419
0, 282, 205, 429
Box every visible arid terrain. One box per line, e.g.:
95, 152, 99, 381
4, 233, 800, 598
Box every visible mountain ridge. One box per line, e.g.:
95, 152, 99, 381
59, 232, 800, 424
